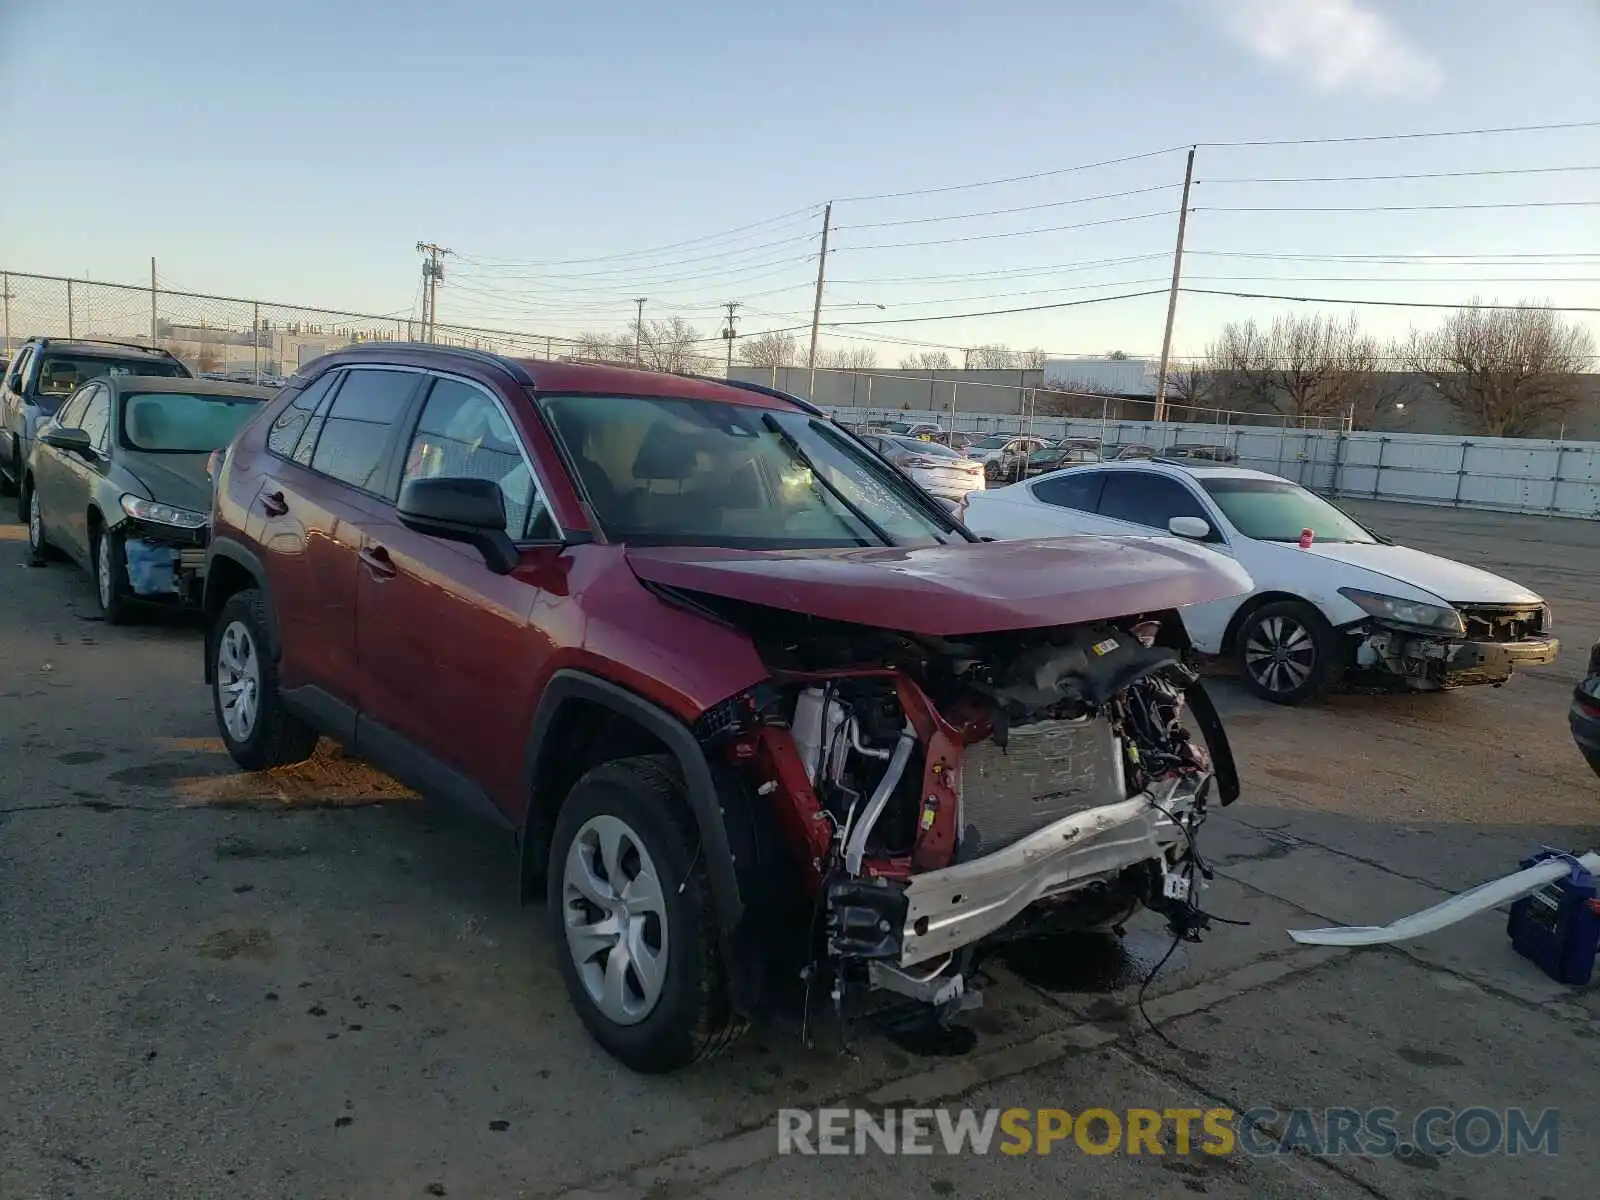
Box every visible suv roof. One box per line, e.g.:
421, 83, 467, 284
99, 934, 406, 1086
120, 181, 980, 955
295, 343, 824, 413
24, 336, 186, 364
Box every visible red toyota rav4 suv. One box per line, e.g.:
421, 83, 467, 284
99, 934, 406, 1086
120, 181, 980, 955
203, 344, 1249, 1072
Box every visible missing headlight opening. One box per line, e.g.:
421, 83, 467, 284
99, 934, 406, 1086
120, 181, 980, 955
689, 600, 1240, 1040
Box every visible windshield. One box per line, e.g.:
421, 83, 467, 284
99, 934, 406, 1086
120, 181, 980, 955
1028, 447, 1062, 462
539, 394, 962, 549
123, 392, 266, 452
37, 355, 186, 405
973, 435, 1014, 449
1201, 478, 1376, 544
890, 436, 965, 459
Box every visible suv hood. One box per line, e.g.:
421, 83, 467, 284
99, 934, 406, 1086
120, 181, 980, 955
1299, 541, 1542, 605
626, 537, 1253, 636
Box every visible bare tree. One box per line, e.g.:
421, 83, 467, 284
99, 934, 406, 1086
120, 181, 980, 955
1401, 299, 1596, 437
1019, 347, 1049, 370
740, 330, 799, 368
1034, 379, 1117, 418
573, 330, 623, 361
1204, 319, 1274, 412
1107, 349, 1130, 361
816, 345, 878, 370
1163, 362, 1219, 417
633, 316, 713, 375
899, 351, 953, 370
195, 343, 223, 373
967, 344, 1019, 369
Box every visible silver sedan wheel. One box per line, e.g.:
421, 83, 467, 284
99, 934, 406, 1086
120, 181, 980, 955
216, 620, 261, 744
95, 535, 114, 609
27, 488, 42, 551
561, 814, 669, 1026
1244, 614, 1316, 694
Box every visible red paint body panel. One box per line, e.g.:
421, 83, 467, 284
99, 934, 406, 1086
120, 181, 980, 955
626, 537, 1252, 635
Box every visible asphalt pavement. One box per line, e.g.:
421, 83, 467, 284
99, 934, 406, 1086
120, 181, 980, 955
1, 500, 1597, 1199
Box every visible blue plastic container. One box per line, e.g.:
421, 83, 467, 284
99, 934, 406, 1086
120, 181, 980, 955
1506, 848, 1600, 986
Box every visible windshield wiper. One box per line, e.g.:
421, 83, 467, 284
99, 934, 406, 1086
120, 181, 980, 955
761, 413, 890, 546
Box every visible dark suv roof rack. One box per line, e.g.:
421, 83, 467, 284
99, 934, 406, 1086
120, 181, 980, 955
33, 336, 181, 360
316, 341, 535, 387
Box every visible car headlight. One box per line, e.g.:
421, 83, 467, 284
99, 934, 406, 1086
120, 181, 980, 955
1339, 587, 1465, 635
120, 494, 208, 529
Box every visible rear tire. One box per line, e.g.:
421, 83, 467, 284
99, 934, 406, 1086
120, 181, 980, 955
1236, 600, 1339, 706
0, 441, 16, 498
548, 755, 744, 1073
212, 588, 320, 772
1584, 747, 1600, 780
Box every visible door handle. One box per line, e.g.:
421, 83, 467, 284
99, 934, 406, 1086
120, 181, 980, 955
260, 490, 288, 517
359, 545, 397, 579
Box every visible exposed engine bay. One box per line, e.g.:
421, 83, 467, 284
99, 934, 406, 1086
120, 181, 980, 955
678, 591, 1242, 1030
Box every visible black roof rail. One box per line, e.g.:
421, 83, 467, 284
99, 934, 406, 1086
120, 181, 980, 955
711, 375, 828, 418
328, 341, 536, 387
35, 336, 181, 359
1149, 457, 1201, 468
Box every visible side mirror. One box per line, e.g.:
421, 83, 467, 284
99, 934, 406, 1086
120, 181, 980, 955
397, 476, 519, 575
1168, 515, 1212, 540
42, 426, 94, 457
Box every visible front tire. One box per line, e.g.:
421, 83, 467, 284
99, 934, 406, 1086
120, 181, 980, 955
24, 478, 49, 566
1236, 600, 1339, 706
212, 588, 320, 771
548, 755, 743, 1073
92, 526, 133, 624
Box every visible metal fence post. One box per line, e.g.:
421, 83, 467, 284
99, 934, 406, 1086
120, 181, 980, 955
950, 381, 959, 424
1549, 442, 1567, 514
866, 375, 873, 408
1453, 440, 1470, 506
2, 271, 9, 354
253, 302, 261, 382
66, 279, 74, 339
1372, 436, 1387, 499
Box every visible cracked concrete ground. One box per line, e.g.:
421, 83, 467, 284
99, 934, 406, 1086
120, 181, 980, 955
0, 500, 1596, 1199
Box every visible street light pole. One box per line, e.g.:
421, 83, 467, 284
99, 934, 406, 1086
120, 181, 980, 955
633, 297, 648, 365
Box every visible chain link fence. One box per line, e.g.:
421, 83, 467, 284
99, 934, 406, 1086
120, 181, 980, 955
0, 271, 592, 383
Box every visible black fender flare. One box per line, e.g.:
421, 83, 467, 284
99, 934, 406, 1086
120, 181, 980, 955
201, 537, 277, 684
518, 671, 745, 936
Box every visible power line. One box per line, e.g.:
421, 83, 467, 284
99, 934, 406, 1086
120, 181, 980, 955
820, 288, 1170, 327
1198, 164, 1600, 185
1199, 119, 1600, 149
834, 145, 1189, 204
1179, 288, 1600, 313
830, 252, 1173, 286
1198, 200, 1600, 214
1187, 274, 1600, 285
834, 183, 1180, 231
1187, 249, 1600, 263
839, 209, 1178, 252
453, 231, 819, 280
452, 205, 822, 269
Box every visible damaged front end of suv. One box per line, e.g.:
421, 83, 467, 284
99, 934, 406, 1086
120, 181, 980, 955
630, 537, 1253, 1032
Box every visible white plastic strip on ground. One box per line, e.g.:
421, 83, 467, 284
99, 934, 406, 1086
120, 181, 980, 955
1288, 852, 1600, 946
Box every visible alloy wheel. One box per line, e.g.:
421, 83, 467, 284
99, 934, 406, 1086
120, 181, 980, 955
216, 620, 261, 743
27, 488, 42, 553
1243, 614, 1316, 695
96, 536, 114, 609
561, 814, 669, 1027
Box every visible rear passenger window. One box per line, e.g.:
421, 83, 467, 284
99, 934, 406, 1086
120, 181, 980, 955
1031, 471, 1103, 513
266, 371, 339, 459
308, 369, 419, 494
79, 387, 111, 454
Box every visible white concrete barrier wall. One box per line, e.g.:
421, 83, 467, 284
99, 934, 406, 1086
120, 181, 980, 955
824, 406, 1600, 520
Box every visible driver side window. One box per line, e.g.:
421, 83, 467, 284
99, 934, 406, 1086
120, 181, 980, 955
402, 376, 554, 541
6, 347, 35, 396
1096, 471, 1210, 531
54, 383, 96, 430
78, 387, 112, 456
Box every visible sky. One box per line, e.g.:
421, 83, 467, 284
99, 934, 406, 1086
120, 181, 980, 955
1, 0, 1598, 365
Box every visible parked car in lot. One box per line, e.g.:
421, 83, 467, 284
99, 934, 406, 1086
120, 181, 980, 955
885, 420, 943, 438
962, 459, 1558, 705
966, 434, 1049, 483
1166, 443, 1238, 463
202, 346, 1251, 1072
24, 377, 273, 621
0, 338, 191, 512
1572, 641, 1600, 778
857, 431, 987, 502
1020, 442, 1102, 480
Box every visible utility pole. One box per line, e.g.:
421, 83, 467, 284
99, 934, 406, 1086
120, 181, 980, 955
416, 242, 453, 342
2, 272, 12, 356
1153, 147, 1196, 424
806, 202, 833, 399
962, 347, 975, 370
150, 257, 158, 347
720, 301, 741, 376
633, 297, 648, 365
